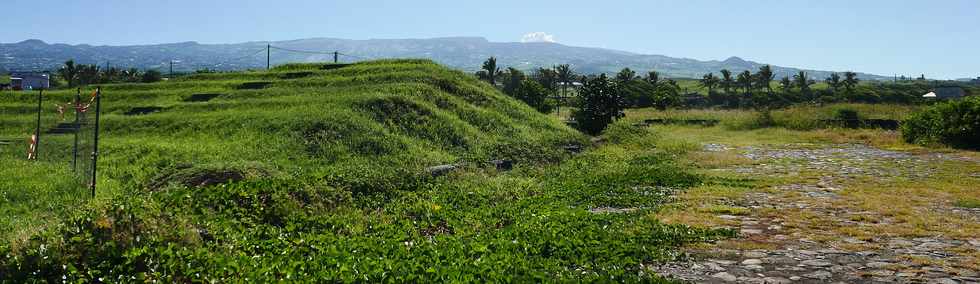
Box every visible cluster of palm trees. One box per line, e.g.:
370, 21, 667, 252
699, 65, 859, 96
698, 65, 776, 94
57, 60, 160, 88
478, 57, 580, 113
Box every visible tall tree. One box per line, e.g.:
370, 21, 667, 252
57, 60, 79, 87
513, 79, 553, 113
736, 70, 754, 93
720, 69, 734, 94
532, 67, 559, 92
756, 65, 775, 93
480, 57, 501, 85
615, 68, 637, 83
825, 73, 842, 92
793, 71, 814, 93
699, 73, 720, 94
779, 76, 793, 92
502, 67, 525, 96
644, 71, 661, 87
842, 71, 859, 92
555, 64, 575, 99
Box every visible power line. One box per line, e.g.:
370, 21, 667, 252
269, 46, 374, 61
209, 48, 267, 69
269, 46, 336, 55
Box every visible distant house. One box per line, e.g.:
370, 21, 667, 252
10, 72, 50, 90
923, 86, 966, 100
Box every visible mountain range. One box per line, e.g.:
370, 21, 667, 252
0, 37, 891, 80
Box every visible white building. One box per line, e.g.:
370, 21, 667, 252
10, 72, 50, 90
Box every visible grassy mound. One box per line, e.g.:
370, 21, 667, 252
0, 60, 727, 281
902, 96, 980, 149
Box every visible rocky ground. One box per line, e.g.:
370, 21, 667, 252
651, 143, 980, 283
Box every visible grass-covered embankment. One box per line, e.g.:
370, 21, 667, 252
0, 60, 729, 281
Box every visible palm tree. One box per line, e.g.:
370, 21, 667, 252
481, 57, 501, 85
720, 69, 734, 94
842, 71, 859, 92
736, 70, 753, 93
645, 71, 661, 86
793, 71, 814, 92
700, 73, 719, 94
615, 68, 637, 83
825, 73, 842, 92
555, 64, 575, 98
779, 76, 792, 92
554, 64, 575, 118
57, 60, 79, 87
756, 65, 775, 93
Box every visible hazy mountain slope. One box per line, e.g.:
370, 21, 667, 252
0, 37, 890, 80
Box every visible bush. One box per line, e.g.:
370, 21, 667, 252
902, 97, 980, 149
512, 79, 554, 113
833, 108, 860, 121
572, 74, 626, 135
833, 108, 860, 128
141, 70, 163, 83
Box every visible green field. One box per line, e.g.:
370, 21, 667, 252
0, 60, 732, 282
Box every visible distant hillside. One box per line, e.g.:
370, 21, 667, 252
0, 37, 890, 80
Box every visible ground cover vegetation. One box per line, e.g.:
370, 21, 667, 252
0, 59, 736, 282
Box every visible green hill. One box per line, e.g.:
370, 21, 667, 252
0, 60, 727, 282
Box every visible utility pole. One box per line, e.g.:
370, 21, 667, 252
333, 51, 338, 63
169, 60, 174, 78
267, 44, 271, 70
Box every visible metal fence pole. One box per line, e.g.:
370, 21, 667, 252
90, 87, 102, 198
34, 89, 43, 160
72, 88, 80, 172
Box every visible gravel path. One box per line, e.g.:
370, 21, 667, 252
651, 144, 980, 283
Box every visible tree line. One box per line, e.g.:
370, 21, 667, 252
56, 60, 163, 88
477, 57, 627, 135
695, 66, 863, 109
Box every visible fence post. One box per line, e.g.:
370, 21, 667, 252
72, 88, 80, 171
90, 87, 102, 198
34, 89, 43, 160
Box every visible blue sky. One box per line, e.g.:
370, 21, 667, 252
1, 0, 977, 79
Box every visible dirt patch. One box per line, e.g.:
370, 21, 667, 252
147, 164, 264, 191
237, 82, 272, 90
124, 106, 164, 116
279, 72, 314, 80
184, 93, 223, 102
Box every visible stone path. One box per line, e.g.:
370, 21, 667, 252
651, 144, 980, 283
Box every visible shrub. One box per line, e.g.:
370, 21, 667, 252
572, 74, 626, 135
833, 108, 861, 128
833, 108, 860, 121
902, 97, 980, 149
512, 79, 554, 113
141, 70, 162, 83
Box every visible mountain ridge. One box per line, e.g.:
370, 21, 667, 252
0, 37, 890, 80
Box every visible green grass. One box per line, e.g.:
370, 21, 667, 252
954, 198, 980, 209
0, 60, 728, 282
626, 103, 920, 131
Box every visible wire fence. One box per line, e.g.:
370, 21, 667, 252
195, 45, 375, 71
24, 88, 103, 196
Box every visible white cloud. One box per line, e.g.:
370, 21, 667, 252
521, 32, 556, 43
